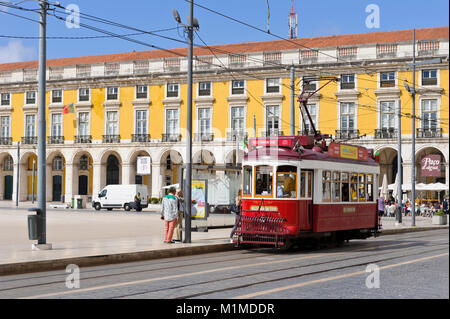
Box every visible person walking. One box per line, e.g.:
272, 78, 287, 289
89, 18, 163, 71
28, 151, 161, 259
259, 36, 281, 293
230, 189, 242, 242
172, 189, 184, 242
161, 187, 178, 244
377, 196, 385, 229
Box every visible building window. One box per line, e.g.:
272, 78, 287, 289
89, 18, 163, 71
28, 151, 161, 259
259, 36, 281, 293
380, 72, 395, 88
25, 114, 36, 137
266, 105, 280, 135
135, 110, 148, 134
53, 156, 63, 171
198, 108, 211, 135
422, 70, 437, 86
422, 99, 438, 130
106, 111, 118, 135
301, 103, 317, 133
266, 78, 280, 93
167, 83, 179, 98
303, 79, 317, 91
26, 91, 36, 104
340, 102, 355, 131
198, 82, 211, 96
78, 112, 90, 136
1, 116, 10, 138
106, 87, 118, 100
166, 109, 179, 134
231, 106, 245, 134
1, 93, 10, 106
380, 101, 395, 129
51, 113, 63, 137
136, 85, 148, 99
341, 74, 355, 89
52, 90, 62, 103
79, 88, 90, 102
232, 80, 245, 95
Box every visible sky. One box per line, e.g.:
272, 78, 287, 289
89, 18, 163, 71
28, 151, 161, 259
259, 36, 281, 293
0, 0, 449, 63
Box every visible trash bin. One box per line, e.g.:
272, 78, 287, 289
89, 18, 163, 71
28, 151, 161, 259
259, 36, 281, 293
71, 198, 75, 209
28, 209, 42, 240
77, 198, 83, 209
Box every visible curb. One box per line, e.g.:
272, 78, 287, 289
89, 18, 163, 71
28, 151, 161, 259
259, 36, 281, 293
0, 242, 235, 277
379, 225, 448, 236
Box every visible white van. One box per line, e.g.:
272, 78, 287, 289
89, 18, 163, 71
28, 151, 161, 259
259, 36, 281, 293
92, 184, 148, 211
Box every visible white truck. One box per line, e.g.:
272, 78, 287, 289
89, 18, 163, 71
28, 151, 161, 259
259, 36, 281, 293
92, 184, 148, 211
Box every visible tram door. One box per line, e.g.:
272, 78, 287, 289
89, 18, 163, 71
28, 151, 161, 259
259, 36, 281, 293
300, 170, 314, 230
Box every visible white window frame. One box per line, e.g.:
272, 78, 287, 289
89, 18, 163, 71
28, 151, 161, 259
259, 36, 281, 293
77, 111, 90, 137
300, 103, 319, 132
24, 114, 36, 137
265, 78, 281, 94
198, 81, 212, 97
25, 91, 37, 105
136, 85, 148, 99
419, 69, 440, 87
378, 71, 397, 88
1, 93, 11, 106
165, 108, 180, 135
134, 109, 148, 135
230, 106, 245, 134
78, 88, 91, 103
378, 100, 396, 129
166, 83, 179, 98
338, 101, 357, 131
265, 105, 281, 135
106, 87, 119, 101
197, 107, 212, 135
419, 98, 439, 130
51, 113, 63, 137
0, 115, 10, 138
340, 74, 356, 90
105, 110, 119, 136
51, 89, 63, 104
231, 80, 246, 95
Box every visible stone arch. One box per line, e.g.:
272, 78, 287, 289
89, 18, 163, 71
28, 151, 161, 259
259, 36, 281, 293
376, 146, 402, 184
71, 151, 94, 197
0, 152, 14, 200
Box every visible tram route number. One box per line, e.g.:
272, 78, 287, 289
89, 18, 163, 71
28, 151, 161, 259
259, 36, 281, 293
176, 303, 275, 316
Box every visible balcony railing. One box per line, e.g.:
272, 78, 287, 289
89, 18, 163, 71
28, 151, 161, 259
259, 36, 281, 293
0, 137, 12, 145
194, 133, 214, 142
75, 135, 92, 144
227, 131, 248, 142
298, 129, 321, 136
162, 134, 181, 142
22, 136, 38, 144
48, 136, 64, 144
374, 128, 397, 139
132, 134, 151, 142
416, 128, 442, 138
261, 130, 284, 137
102, 135, 120, 143
335, 130, 360, 140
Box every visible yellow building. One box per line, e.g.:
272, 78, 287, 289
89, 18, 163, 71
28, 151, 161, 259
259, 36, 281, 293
0, 27, 448, 203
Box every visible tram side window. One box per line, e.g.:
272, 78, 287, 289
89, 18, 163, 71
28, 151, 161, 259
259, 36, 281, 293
322, 171, 331, 202
255, 166, 273, 196
350, 173, 358, 202
300, 172, 306, 198
243, 166, 252, 196
332, 171, 341, 202
366, 174, 374, 201
307, 171, 313, 198
341, 172, 349, 202
276, 166, 297, 198
358, 174, 366, 202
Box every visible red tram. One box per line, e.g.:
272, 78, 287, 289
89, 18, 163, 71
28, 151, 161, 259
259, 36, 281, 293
232, 135, 380, 248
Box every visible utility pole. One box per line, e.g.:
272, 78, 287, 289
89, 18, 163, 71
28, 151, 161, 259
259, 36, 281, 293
32, 158, 36, 204
173, 1, 198, 243
396, 98, 403, 224
16, 142, 20, 207
411, 29, 416, 227
36, 0, 50, 248
253, 115, 256, 137
290, 63, 295, 136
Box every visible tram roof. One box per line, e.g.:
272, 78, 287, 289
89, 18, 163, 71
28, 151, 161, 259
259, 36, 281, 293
244, 147, 378, 166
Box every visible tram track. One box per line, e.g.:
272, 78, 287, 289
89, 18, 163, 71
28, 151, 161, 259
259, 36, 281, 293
10, 231, 447, 299
0, 230, 443, 293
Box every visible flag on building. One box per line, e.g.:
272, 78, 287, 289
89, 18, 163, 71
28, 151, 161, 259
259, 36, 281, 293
63, 104, 75, 114
243, 136, 248, 153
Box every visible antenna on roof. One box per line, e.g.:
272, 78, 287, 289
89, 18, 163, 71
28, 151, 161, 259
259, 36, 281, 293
288, 0, 298, 39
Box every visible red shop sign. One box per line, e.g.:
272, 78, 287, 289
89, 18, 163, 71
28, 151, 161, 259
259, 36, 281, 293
421, 155, 441, 177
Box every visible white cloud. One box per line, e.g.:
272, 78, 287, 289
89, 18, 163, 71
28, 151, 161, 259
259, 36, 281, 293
0, 40, 35, 63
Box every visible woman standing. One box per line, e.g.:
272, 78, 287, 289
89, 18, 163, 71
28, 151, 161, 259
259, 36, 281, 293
230, 189, 242, 242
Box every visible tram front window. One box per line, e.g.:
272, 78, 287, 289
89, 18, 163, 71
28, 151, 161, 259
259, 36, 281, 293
243, 166, 252, 196
255, 166, 273, 196
276, 174, 297, 198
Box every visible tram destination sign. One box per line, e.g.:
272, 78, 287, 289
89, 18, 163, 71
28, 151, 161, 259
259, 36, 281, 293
328, 143, 369, 161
